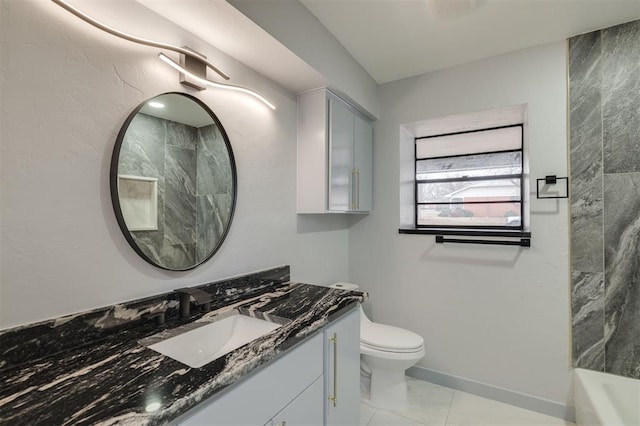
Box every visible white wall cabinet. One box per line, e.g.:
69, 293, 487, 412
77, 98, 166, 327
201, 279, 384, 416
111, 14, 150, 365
297, 89, 373, 214
173, 309, 360, 426
324, 309, 360, 426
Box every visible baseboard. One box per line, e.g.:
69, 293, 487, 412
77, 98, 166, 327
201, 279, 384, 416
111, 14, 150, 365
406, 366, 575, 422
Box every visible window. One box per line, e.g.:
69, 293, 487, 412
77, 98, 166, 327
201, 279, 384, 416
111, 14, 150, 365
414, 124, 524, 231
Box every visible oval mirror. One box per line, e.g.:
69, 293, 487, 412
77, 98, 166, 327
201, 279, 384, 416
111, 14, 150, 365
110, 93, 237, 271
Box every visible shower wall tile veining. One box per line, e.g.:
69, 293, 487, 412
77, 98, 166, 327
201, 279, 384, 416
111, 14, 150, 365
569, 19, 640, 379
120, 113, 232, 269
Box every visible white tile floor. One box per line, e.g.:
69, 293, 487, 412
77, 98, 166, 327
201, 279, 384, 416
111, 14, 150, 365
360, 377, 576, 426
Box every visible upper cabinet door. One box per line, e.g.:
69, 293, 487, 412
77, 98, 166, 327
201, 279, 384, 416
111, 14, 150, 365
353, 114, 373, 212
328, 97, 355, 212
297, 88, 374, 214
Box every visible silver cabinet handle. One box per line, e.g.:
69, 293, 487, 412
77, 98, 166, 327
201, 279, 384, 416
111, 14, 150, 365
355, 168, 360, 210
328, 333, 338, 407
351, 169, 357, 210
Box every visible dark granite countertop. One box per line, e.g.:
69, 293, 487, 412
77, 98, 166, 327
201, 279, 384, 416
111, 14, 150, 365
0, 268, 364, 425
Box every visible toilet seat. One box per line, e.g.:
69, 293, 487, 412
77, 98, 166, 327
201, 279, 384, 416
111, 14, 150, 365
361, 321, 424, 351
361, 341, 424, 354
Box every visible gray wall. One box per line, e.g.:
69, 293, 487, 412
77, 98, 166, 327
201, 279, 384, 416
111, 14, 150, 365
228, 0, 379, 118
349, 41, 571, 405
0, 0, 350, 328
569, 19, 640, 379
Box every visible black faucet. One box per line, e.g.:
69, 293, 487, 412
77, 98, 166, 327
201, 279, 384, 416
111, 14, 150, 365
174, 287, 213, 318
143, 310, 167, 326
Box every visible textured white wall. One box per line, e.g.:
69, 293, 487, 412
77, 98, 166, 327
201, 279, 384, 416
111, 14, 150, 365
0, 0, 349, 328
348, 42, 571, 404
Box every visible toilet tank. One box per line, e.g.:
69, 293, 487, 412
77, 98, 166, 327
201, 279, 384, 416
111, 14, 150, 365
329, 282, 359, 291
329, 282, 370, 322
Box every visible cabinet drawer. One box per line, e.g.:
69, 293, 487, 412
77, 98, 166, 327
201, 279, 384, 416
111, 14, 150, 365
176, 333, 323, 425
267, 376, 324, 426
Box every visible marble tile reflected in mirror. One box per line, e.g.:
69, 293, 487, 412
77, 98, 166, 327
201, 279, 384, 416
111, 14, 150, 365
111, 93, 237, 271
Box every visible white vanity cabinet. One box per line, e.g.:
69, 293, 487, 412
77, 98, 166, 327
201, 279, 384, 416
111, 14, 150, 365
174, 308, 360, 426
324, 309, 360, 426
297, 89, 373, 214
175, 334, 324, 426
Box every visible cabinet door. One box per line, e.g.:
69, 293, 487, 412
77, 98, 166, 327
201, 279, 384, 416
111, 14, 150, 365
328, 96, 354, 211
353, 115, 373, 212
270, 376, 324, 426
324, 309, 360, 426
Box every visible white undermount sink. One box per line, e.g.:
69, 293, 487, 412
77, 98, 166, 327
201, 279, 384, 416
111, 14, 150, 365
148, 314, 282, 368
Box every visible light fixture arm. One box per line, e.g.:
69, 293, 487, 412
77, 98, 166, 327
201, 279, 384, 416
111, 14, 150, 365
158, 54, 276, 110
51, 0, 230, 81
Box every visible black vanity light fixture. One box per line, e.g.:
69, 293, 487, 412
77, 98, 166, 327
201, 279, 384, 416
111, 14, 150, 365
51, 0, 276, 110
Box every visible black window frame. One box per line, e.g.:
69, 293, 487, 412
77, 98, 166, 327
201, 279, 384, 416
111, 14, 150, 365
414, 124, 525, 232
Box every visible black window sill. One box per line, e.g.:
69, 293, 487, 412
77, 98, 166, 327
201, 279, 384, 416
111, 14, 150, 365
398, 228, 531, 238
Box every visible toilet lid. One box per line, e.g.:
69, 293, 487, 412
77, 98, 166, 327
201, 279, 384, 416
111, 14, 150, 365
361, 321, 424, 351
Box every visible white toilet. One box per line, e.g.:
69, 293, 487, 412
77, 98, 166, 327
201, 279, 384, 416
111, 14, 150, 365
330, 283, 425, 411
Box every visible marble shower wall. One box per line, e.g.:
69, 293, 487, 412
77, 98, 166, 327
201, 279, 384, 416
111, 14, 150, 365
120, 114, 230, 269
569, 19, 640, 379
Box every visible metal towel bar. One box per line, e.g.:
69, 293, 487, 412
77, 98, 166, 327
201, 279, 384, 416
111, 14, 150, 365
435, 235, 530, 247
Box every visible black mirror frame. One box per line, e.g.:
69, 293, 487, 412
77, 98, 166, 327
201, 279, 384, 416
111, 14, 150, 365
110, 92, 237, 271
